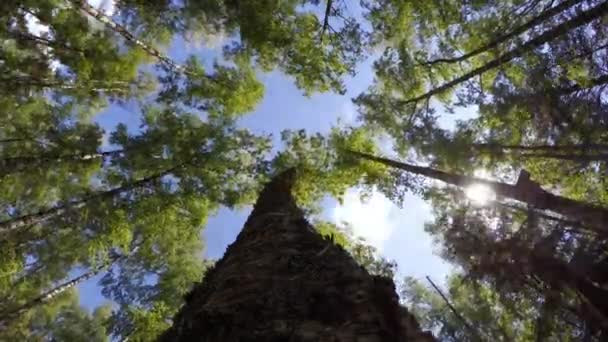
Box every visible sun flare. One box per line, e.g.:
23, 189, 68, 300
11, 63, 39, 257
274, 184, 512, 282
465, 184, 495, 205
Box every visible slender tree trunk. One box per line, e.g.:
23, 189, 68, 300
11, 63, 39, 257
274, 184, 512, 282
0, 162, 185, 233
555, 73, 608, 95
426, 276, 483, 342
423, 0, 581, 66
0, 138, 29, 144
8, 30, 85, 54
472, 143, 608, 162
349, 150, 608, 234
0, 75, 131, 93
320, 0, 333, 42
72, 0, 194, 77
400, 1, 608, 105
472, 143, 608, 153
159, 169, 435, 341
0, 248, 134, 328
516, 152, 608, 162
0, 149, 123, 176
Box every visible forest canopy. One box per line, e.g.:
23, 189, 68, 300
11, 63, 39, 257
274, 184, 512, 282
0, 0, 607, 340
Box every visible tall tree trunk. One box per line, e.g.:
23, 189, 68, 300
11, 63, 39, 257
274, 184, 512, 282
8, 30, 85, 54
0, 75, 132, 93
349, 150, 608, 234
0, 248, 133, 328
472, 143, 608, 153
159, 169, 435, 341
472, 143, 608, 162
320, 0, 333, 42
400, 0, 608, 106
0, 162, 185, 233
72, 0, 194, 77
0, 149, 124, 176
554, 73, 608, 95
0, 138, 29, 144
423, 0, 581, 66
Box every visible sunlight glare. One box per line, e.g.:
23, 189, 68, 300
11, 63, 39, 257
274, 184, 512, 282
465, 184, 495, 205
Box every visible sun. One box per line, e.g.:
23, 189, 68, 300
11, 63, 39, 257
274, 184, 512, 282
464, 183, 495, 205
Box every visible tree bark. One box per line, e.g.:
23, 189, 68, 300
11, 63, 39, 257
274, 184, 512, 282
400, 0, 608, 106
159, 168, 435, 341
423, 0, 581, 66
349, 150, 608, 235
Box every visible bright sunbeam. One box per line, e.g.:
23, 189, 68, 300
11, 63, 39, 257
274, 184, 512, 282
465, 183, 495, 205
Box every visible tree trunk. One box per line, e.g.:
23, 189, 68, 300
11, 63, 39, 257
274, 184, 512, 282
0, 162, 185, 233
423, 0, 581, 66
472, 143, 608, 153
0, 149, 123, 176
349, 150, 608, 235
72, 0, 192, 77
0, 247, 134, 329
472, 143, 608, 162
400, 0, 608, 105
320, 0, 333, 42
159, 169, 435, 341
0, 75, 132, 93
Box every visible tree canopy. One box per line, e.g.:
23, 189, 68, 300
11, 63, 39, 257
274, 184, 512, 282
2, 0, 608, 340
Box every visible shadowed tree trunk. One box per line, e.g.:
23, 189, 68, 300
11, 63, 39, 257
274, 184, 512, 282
159, 169, 434, 341
349, 150, 608, 235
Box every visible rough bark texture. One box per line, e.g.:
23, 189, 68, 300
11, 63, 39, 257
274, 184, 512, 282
160, 169, 434, 341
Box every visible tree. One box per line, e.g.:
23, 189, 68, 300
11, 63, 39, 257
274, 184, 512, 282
159, 169, 435, 341
401, 275, 539, 341
348, 149, 608, 233
0, 288, 111, 342
419, 186, 608, 340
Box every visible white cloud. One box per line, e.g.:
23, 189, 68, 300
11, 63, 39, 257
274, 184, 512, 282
331, 188, 398, 251
330, 188, 454, 283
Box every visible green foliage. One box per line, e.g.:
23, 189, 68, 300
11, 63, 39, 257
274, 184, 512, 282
314, 221, 396, 278
0, 289, 111, 342
273, 126, 389, 211
3, 0, 608, 339
401, 275, 537, 341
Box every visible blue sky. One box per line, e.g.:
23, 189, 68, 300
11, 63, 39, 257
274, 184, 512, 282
66, 0, 457, 311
